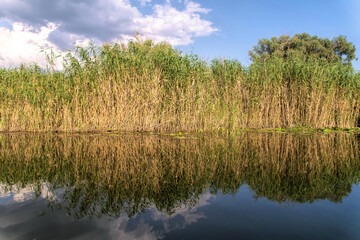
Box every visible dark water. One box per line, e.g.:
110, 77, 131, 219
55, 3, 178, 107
0, 132, 360, 240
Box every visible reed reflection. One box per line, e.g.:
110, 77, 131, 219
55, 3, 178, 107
1, 132, 359, 220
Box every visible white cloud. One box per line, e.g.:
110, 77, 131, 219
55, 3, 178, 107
0, 0, 217, 67
0, 22, 59, 67
0, 22, 89, 68
138, 0, 152, 6
134, 1, 216, 45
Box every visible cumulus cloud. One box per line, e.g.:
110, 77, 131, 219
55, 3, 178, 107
0, 22, 61, 67
134, 1, 215, 45
0, 0, 217, 67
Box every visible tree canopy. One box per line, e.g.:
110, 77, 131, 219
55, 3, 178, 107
249, 33, 357, 65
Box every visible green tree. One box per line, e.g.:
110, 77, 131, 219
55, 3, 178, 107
249, 33, 357, 65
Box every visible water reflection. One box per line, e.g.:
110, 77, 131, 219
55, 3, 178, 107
0, 132, 360, 239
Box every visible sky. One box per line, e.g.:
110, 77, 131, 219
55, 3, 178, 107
0, 0, 359, 70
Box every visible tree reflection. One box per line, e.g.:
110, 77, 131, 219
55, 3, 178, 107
1, 132, 359, 219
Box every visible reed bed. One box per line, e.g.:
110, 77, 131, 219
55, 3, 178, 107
1, 40, 360, 132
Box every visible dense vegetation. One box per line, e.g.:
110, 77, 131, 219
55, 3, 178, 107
249, 33, 357, 64
1, 34, 359, 132
1, 133, 359, 219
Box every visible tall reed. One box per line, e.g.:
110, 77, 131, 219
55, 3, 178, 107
1, 39, 359, 132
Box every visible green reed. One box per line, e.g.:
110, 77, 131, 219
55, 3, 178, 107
1, 39, 360, 132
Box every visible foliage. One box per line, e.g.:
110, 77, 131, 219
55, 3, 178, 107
1, 36, 360, 132
249, 33, 357, 66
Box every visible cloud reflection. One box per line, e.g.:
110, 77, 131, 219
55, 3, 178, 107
0, 185, 213, 240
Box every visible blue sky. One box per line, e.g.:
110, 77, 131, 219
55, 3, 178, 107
180, 0, 360, 69
0, 0, 359, 69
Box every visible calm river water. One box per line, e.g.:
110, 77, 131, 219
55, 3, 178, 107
0, 132, 359, 240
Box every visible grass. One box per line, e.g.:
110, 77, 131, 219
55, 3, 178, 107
1, 39, 360, 132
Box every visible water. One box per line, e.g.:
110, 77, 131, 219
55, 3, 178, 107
0, 132, 359, 239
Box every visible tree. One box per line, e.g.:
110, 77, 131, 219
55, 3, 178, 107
249, 33, 357, 65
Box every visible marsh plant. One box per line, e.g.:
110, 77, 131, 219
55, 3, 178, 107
1, 34, 359, 132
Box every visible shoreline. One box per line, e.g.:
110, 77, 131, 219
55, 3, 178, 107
1, 127, 359, 135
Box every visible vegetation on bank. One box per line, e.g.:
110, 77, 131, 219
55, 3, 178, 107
0, 33, 359, 132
